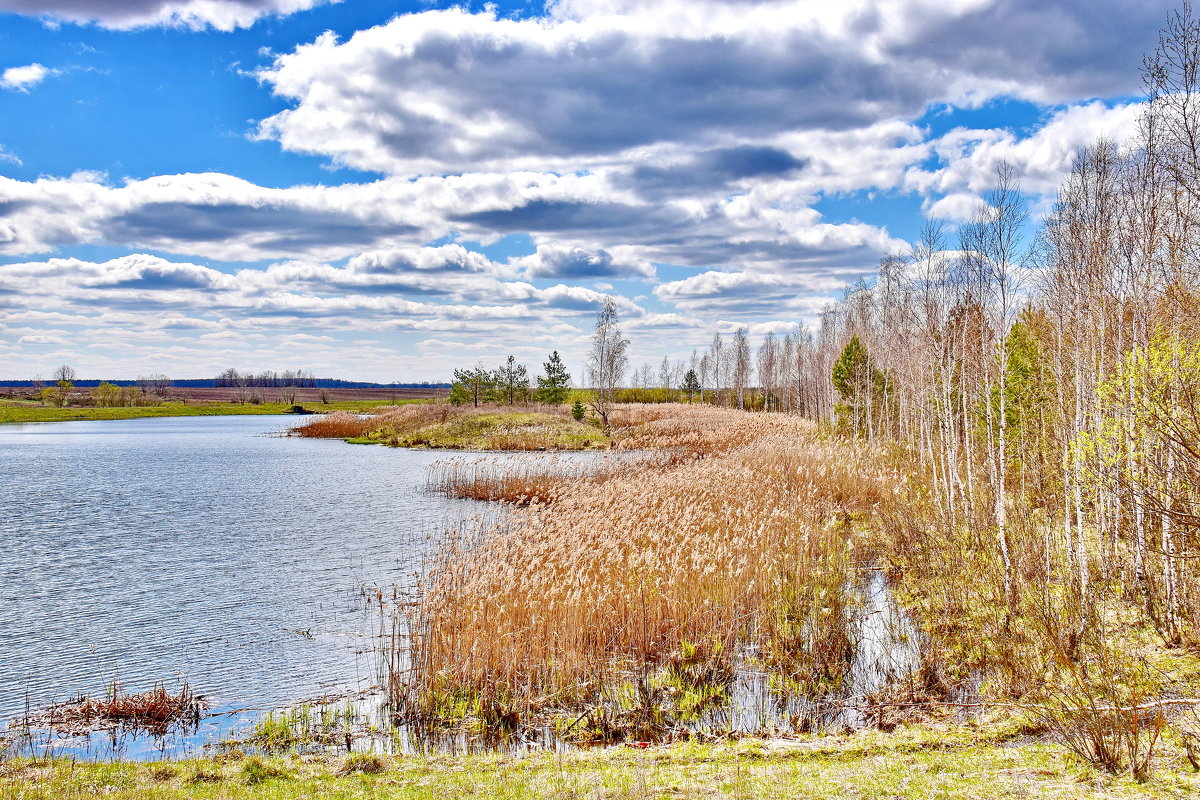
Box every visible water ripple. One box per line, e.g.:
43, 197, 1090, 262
0, 415, 502, 722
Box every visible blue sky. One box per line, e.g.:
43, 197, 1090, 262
0, 0, 1173, 381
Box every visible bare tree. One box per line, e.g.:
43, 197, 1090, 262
731, 327, 751, 410
138, 374, 172, 398
586, 296, 629, 433
53, 364, 77, 385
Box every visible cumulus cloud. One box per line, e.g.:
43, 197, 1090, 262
655, 269, 851, 315
0, 250, 655, 379
0, 168, 904, 275
0, 0, 337, 31
1, 63, 58, 92
0, 0, 1177, 381
254, 1, 1166, 177
512, 244, 654, 280
905, 101, 1145, 214
0, 250, 641, 322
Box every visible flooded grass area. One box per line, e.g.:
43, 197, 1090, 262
389, 407, 929, 745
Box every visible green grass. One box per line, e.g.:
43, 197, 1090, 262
3, 727, 1198, 798
0, 400, 424, 425
366, 411, 609, 450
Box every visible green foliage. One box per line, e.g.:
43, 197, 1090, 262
495, 355, 531, 404
0, 399, 419, 425
451, 366, 496, 407
9, 733, 1189, 799
240, 756, 290, 785
448, 381, 471, 406
1072, 332, 1200, 633
536, 350, 572, 405
91, 382, 123, 408
983, 309, 1059, 491
571, 400, 585, 421
831, 336, 888, 435
681, 368, 701, 400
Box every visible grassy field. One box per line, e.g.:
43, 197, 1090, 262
293, 404, 609, 450
0, 399, 424, 425
3, 728, 1198, 799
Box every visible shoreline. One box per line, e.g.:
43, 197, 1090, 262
0, 399, 424, 425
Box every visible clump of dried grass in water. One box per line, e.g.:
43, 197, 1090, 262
31, 681, 205, 736
395, 407, 906, 739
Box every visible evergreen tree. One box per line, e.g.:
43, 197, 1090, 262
496, 355, 530, 404
831, 336, 887, 437
536, 350, 572, 404
681, 368, 701, 401
451, 365, 495, 407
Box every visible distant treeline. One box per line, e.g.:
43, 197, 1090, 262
0, 378, 450, 389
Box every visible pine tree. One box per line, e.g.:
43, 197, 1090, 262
536, 350, 572, 405
496, 355, 530, 404
451, 365, 495, 407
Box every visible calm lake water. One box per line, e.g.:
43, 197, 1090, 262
0, 415, 495, 730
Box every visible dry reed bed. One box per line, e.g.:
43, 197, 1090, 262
426, 454, 632, 505
29, 682, 204, 736
292, 405, 459, 440
399, 408, 906, 734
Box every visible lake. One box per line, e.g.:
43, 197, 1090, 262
0, 414, 500, 736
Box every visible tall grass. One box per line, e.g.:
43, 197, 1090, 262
426, 455, 628, 505
291, 411, 375, 439
292, 405, 460, 440
396, 407, 907, 737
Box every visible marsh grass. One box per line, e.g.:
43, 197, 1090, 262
426, 453, 644, 504
395, 407, 908, 740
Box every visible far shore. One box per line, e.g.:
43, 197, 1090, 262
0, 392, 438, 425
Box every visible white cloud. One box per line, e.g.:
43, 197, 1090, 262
1, 63, 58, 92
0, 167, 903, 276
253, 1, 1165, 178
0, 0, 337, 31
655, 269, 851, 317
905, 101, 1145, 219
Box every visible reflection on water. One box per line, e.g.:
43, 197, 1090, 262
0, 415, 506, 734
